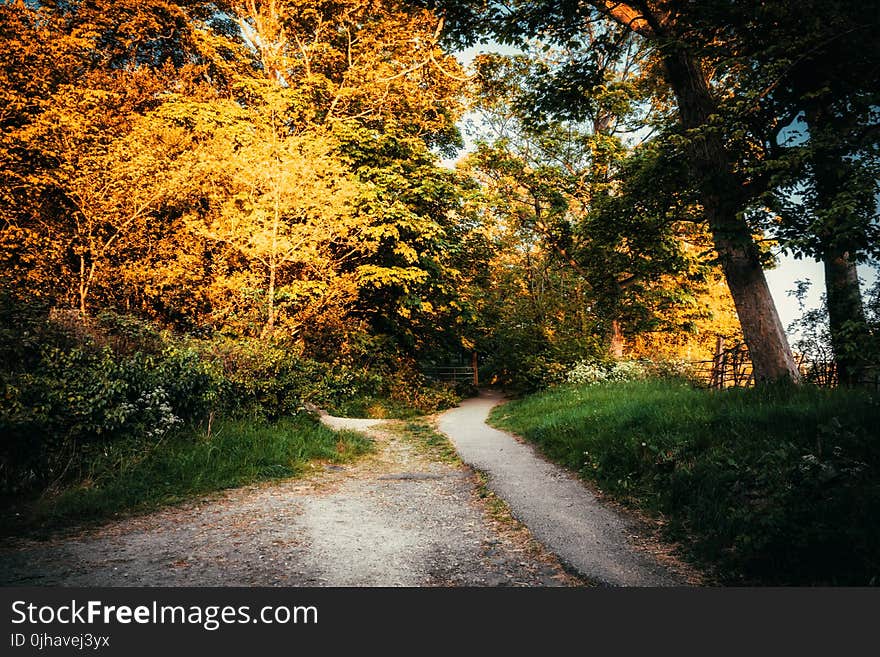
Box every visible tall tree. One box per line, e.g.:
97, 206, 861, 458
224, 0, 465, 150
465, 46, 722, 358
158, 91, 362, 338
0, 0, 246, 309
708, 0, 880, 384
428, 0, 802, 383
0, 0, 482, 364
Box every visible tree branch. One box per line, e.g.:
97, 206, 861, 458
589, 1, 655, 38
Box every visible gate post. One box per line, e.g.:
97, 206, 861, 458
712, 336, 724, 388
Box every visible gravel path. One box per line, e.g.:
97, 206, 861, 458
437, 390, 695, 587
0, 417, 578, 587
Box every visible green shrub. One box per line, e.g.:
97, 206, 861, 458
387, 369, 461, 414
195, 336, 320, 419
93, 311, 165, 356
494, 353, 568, 392
565, 360, 610, 385
0, 339, 227, 496
153, 345, 221, 422
0, 302, 227, 496
640, 358, 699, 382
322, 365, 463, 418
565, 358, 692, 386
0, 297, 457, 502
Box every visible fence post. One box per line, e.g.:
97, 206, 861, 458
472, 352, 478, 387
713, 336, 724, 388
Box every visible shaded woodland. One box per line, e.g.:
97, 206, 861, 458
1, 1, 878, 562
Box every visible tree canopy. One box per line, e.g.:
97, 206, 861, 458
424, 0, 879, 383
1, 0, 876, 386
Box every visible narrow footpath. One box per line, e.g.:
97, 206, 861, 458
437, 390, 692, 586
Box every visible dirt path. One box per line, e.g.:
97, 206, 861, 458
437, 390, 699, 587
0, 417, 578, 587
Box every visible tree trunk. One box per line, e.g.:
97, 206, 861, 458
78, 254, 96, 318
79, 254, 88, 317
609, 319, 624, 358
264, 202, 280, 340
661, 48, 800, 384
264, 262, 276, 338
805, 100, 871, 386
823, 245, 869, 385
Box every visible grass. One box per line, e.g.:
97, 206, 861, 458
489, 380, 880, 585
395, 418, 462, 464
2, 414, 373, 536
326, 395, 424, 420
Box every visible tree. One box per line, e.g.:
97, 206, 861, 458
146, 91, 360, 338
0, 0, 482, 366
707, 0, 880, 384
330, 121, 479, 359
223, 0, 466, 150
466, 47, 720, 358
46, 101, 197, 315
428, 0, 802, 383
0, 0, 247, 310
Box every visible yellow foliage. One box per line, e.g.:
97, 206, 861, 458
163, 91, 364, 337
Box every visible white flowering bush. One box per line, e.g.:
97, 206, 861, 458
565, 361, 609, 385
641, 358, 697, 381
607, 360, 647, 381
135, 386, 182, 439
565, 359, 647, 385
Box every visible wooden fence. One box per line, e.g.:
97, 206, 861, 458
423, 353, 479, 386
692, 339, 878, 390
691, 341, 755, 388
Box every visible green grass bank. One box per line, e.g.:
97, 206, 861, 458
2, 415, 372, 537
489, 380, 880, 585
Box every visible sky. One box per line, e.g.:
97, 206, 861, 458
445, 45, 879, 340
765, 254, 877, 336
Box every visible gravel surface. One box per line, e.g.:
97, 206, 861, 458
0, 417, 578, 587
438, 390, 697, 587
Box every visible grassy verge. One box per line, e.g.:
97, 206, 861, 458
489, 380, 880, 585
2, 414, 373, 537
395, 418, 462, 464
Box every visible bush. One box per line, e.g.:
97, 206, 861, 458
2, 346, 181, 495
0, 335, 229, 497
153, 345, 221, 422
607, 360, 647, 381
640, 358, 699, 382
565, 360, 609, 385
195, 336, 320, 419
321, 363, 463, 418
564, 358, 699, 386
0, 301, 230, 496
386, 367, 460, 414
491, 353, 568, 392
565, 359, 647, 385
393, 379, 461, 414
0, 297, 462, 500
